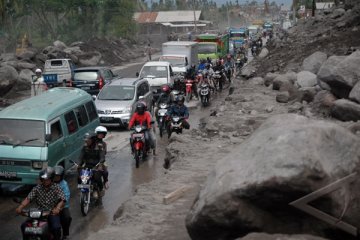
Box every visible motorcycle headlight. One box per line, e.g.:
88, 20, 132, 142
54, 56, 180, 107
81, 175, 90, 184
135, 126, 143, 133
29, 210, 42, 219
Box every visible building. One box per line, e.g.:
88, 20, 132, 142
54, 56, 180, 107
134, 10, 208, 36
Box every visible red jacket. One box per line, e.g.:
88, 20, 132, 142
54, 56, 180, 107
128, 111, 152, 129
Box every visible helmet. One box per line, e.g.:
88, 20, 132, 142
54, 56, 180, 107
84, 132, 96, 141
135, 102, 146, 115
191, 64, 196, 69
161, 84, 171, 93
35, 68, 42, 73
95, 126, 107, 136
54, 166, 65, 181
39, 167, 55, 181
227, 54, 231, 59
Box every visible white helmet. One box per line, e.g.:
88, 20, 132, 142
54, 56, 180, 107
35, 68, 42, 73
95, 126, 107, 136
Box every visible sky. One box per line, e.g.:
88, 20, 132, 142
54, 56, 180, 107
145, 0, 293, 7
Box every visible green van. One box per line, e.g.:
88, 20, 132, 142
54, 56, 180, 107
0, 87, 100, 185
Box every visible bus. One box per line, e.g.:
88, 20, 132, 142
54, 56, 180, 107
229, 27, 249, 55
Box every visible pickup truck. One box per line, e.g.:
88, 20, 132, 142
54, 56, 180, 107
43, 59, 76, 87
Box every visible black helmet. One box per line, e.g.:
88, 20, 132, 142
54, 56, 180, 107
136, 102, 146, 115
191, 64, 196, 69
39, 167, 55, 181
54, 166, 65, 181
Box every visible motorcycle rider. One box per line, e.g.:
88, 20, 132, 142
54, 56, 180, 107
54, 166, 72, 240
197, 59, 206, 71
224, 54, 235, 83
16, 167, 65, 240
166, 95, 190, 130
154, 84, 172, 119
212, 59, 226, 91
185, 64, 199, 99
128, 102, 156, 155
78, 130, 109, 195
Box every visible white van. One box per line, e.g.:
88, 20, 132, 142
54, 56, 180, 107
138, 61, 174, 101
43, 59, 76, 86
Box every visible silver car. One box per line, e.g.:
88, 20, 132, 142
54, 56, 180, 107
95, 78, 153, 128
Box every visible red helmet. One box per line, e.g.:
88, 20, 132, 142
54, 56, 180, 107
161, 84, 171, 93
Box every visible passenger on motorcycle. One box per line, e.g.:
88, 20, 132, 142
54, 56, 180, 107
212, 59, 226, 91
224, 54, 235, 82
54, 166, 72, 240
197, 59, 206, 71
128, 102, 156, 155
16, 167, 65, 240
166, 95, 190, 129
154, 85, 172, 117
78, 130, 109, 193
185, 64, 199, 99
197, 72, 214, 96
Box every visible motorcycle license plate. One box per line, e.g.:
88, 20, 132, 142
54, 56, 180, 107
77, 184, 91, 189
25, 227, 42, 234
158, 109, 167, 115
172, 124, 181, 128
132, 133, 144, 138
201, 90, 208, 95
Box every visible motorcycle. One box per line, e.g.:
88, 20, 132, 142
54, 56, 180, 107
251, 45, 258, 56
212, 71, 222, 91
71, 160, 103, 216
224, 65, 233, 83
20, 208, 52, 240
130, 125, 149, 168
167, 115, 184, 138
235, 59, 244, 76
199, 83, 210, 107
157, 102, 169, 138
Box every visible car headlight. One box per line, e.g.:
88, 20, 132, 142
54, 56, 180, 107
124, 106, 132, 113
32, 161, 43, 169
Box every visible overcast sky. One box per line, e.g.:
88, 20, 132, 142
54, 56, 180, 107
146, 0, 293, 7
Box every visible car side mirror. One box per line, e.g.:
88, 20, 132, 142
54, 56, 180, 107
45, 134, 52, 142
138, 95, 144, 100
136, 72, 139, 77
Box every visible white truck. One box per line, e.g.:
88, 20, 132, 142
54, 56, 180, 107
159, 41, 198, 74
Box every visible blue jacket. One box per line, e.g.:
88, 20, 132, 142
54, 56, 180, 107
59, 180, 70, 208
166, 105, 189, 118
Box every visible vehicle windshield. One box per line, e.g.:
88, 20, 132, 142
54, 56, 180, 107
74, 71, 98, 81
140, 66, 168, 78
230, 32, 246, 38
159, 56, 185, 67
0, 119, 45, 147
97, 86, 135, 100
198, 44, 217, 54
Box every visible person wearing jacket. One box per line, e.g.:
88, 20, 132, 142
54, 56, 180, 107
128, 102, 156, 155
54, 166, 72, 240
166, 95, 190, 130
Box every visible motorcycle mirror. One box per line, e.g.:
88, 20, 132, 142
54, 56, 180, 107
13, 197, 22, 204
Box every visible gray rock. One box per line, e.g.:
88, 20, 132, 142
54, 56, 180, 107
301, 51, 327, 74
53, 40, 67, 50
241, 65, 256, 79
63, 46, 83, 55
78, 51, 102, 66
265, 105, 274, 113
298, 87, 317, 103
331, 99, 360, 121
237, 233, 329, 240
276, 91, 289, 103
297, 71, 317, 88
273, 75, 291, 91
349, 81, 360, 103
17, 69, 33, 91
186, 114, 360, 240
332, 8, 346, 19
317, 55, 346, 81
16, 61, 36, 71
258, 48, 269, 59
17, 49, 37, 60
284, 71, 297, 84
249, 77, 264, 85
264, 72, 280, 87
288, 101, 303, 113
0, 53, 16, 62
0, 65, 18, 96
317, 79, 331, 91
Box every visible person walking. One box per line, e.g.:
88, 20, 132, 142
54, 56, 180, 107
145, 44, 152, 61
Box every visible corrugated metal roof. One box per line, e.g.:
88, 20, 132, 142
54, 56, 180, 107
316, 2, 335, 9
134, 12, 158, 23
155, 11, 201, 23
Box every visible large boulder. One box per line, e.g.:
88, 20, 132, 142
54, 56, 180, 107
272, 75, 291, 91
78, 51, 102, 66
16, 49, 37, 60
258, 48, 269, 59
317, 56, 346, 81
17, 69, 33, 91
331, 99, 360, 121
241, 65, 256, 79
349, 81, 360, 103
264, 72, 280, 87
302, 51, 327, 74
0, 65, 18, 96
16, 61, 36, 71
296, 71, 317, 88
186, 114, 360, 240
53, 40, 67, 50
237, 233, 329, 240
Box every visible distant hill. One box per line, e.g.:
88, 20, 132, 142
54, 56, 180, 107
143, 0, 292, 7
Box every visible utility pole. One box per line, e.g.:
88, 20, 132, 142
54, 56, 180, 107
292, 0, 296, 25
312, 0, 316, 17
192, 0, 197, 33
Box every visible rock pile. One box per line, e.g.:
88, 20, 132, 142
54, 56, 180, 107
0, 37, 154, 100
